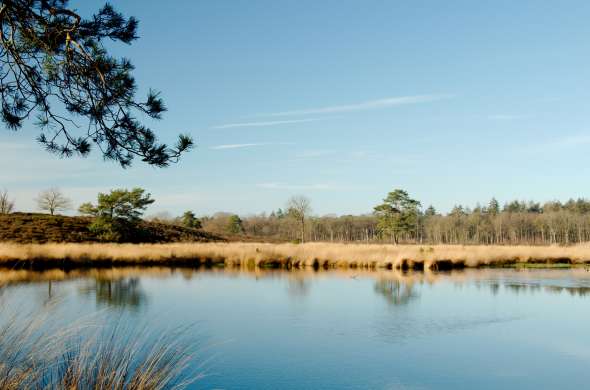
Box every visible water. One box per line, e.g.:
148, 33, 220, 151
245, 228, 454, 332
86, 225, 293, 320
1, 267, 590, 389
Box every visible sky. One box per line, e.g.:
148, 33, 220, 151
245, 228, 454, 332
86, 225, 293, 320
3, 0, 590, 217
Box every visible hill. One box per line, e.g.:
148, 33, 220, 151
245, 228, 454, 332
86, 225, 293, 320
0, 213, 223, 244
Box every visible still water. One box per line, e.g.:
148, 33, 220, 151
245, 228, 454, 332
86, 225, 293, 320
1, 267, 590, 389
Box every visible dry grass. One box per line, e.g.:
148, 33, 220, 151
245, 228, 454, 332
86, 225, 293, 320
0, 307, 199, 390
1, 242, 590, 269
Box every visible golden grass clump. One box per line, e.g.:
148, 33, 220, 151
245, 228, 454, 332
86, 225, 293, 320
0, 308, 199, 390
0, 242, 590, 270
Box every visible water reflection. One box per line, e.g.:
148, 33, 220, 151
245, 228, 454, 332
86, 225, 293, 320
489, 281, 500, 295
79, 278, 147, 309
2, 266, 590, 389
286, 276, 311, 298
374, 279, 419, 306
503, 282, 590, 297
1, 267, 590, 310
42, 280, 55, 305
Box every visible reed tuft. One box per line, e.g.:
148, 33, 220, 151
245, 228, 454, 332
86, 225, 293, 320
0, 308, 199, 390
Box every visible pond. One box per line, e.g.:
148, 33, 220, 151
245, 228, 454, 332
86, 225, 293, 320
1, 267, 590, 389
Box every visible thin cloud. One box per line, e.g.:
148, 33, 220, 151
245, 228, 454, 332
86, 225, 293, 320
488, 114, 528, 120
553, 134, 590, 148
260, 94, 453, 117
210, 143, 263, 150
257, 182, 341, 191
288, 149, 386, 164
522, 133, 590, 154
212, 118, 320, 129
209, 142, 292, 150
295, 149, 337, 159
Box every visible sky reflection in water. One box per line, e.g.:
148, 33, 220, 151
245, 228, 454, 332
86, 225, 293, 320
1, 268, 590, 389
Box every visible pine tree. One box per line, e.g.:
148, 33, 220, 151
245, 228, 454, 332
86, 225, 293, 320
488, 198, 500, 215
78, 188, 155, 241
424, 205, 437, 217
227, 215, 244, 234
0, 1, 193, 167
181, 211, 201, 229
373, 189, 421, 243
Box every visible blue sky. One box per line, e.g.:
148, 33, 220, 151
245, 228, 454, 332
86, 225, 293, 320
3, 0, 590, 217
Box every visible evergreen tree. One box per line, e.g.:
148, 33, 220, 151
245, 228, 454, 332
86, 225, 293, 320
181, 211, 201, 229
488, 198, 500, 215
0, 1, 193, 167
424, 205, 437, 217
373, 189, 421, 243
504, 200, 526, 213
526, 201, 542, 214
78, 188, 154, 241
227, 215, 244, 234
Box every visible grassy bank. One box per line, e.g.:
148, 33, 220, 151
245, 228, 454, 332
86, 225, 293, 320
1, 242, 590, 270
0, 213, 222, 244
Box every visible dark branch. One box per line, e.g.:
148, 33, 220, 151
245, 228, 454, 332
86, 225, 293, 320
0, 0, 193, 167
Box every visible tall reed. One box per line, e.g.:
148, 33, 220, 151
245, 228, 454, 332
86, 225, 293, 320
0, 307, 199, 389
1, 242, 590, 269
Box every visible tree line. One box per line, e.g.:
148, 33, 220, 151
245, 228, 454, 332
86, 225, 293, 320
5, 187, 590, 245
202, 190, 590, 246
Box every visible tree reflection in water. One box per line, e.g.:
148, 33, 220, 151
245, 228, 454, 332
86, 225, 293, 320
287, 276, 311, 298
80, 278, 147, 309
502, 283, 590, 297
374, 279, 419, 306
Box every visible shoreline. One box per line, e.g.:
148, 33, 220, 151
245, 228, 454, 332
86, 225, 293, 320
1, 242, 590, 271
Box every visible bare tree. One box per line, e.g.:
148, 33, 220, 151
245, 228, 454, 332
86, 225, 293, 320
0, 190, 15, 214
36, 188, 72, 215
286, 195, 312, 242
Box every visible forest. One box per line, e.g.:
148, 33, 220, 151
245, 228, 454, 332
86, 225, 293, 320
194, 191, 590, 246
5, 187, 590, 246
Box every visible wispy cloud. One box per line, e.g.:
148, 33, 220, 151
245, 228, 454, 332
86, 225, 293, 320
553, 134, 590, 148
295, 149, 337, 159
209, 142, 292, 150
210, 143, 264, 150
288, 149, 385, 164
212, 118, 320, 129
488, 114, 528, 120
260, 94, 453, 117
522, 133, 590, 154
257, 182, 342, 191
